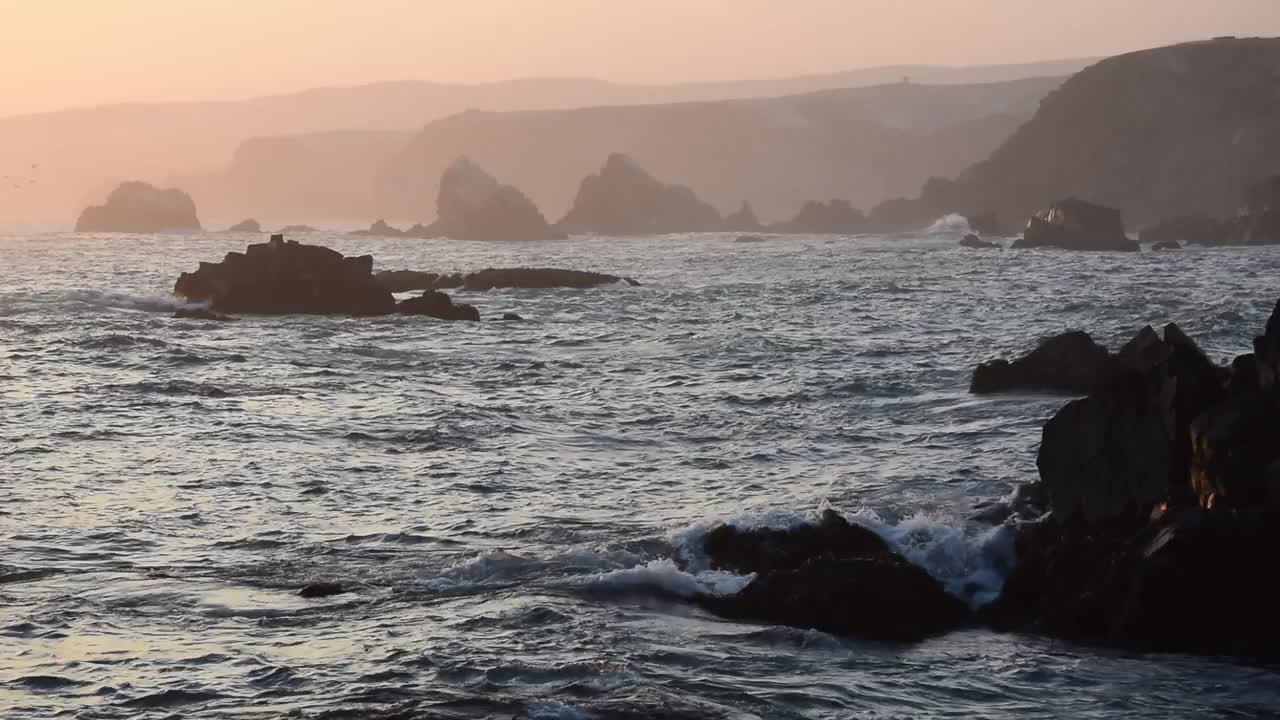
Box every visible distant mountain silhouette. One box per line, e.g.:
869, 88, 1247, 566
870, 37, 1280, 231
0, 58, 1090, 228
372, 77, 1063, 224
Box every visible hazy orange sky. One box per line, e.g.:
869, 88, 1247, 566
3, 0, 1279, 117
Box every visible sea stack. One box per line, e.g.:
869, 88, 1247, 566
75, 181, 202, 233
422, 157, 561, 241
557, 153, 722, 235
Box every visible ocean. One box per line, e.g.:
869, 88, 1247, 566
3, 226, 1279, 718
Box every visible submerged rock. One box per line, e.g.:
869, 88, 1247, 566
75, 181, 202, 233
424, 157, 562, 241
227, 218, 262, 233
557, 154, 722, 235
697, 510, 972, 642
1011, 198, 1137, 251
399, 290, 479, 321
297, 582, 347, 598
173, 234, 395, 315
959, 233, 999, 249
375, 267, 637, 293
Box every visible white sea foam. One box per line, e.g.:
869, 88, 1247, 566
925, 213, 974, 236
572, 558, 752, 599
64, 289, 206, 313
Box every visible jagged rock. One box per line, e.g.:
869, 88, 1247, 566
398, 290, 479, 321
352, 219, 404, 237
375, 267, 637, 293
775, 199, 865, 234
173, 308, 236, 322
75, 181, 201, 233
984, 306, 1280, 659
723, 202, 763, 232
698, 510, 972, 642
227, 218, 262, 233
557, 154, 722, 235
959, 233, 999, 248
278, 224, 318, 233
173, 234, 395, 315
1140, 216, 1228, 246
1011, 198, 1138, 251
424, 157, 561, 241
970, 331, 1115, 395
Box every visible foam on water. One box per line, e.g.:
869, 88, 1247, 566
925, 212, 974, 236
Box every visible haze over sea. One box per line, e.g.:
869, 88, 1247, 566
3, 225, 1279, 718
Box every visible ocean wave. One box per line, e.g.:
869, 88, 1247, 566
925, 213, 974, 236
569, 559, 751, 599
64, 289, 205, 313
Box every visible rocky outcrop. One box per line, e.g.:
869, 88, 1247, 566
227, 218, 262, 233
774, 199, 865, 234
1011, 198, 1137, 251
971, 331, 1116, 395
557, 154, 722, 236
983, 305, 1280, 660
75, 181, 201, 233
375, 267, 637, 293
697, 510, 972, 642
174, 235, 395, 315
723, 202, 763, 232
959, 233, 999, 248
419, 157, 561, 241
352, 219, 404, 237
1139, 215, 1229, 246
399, 290, 479, 321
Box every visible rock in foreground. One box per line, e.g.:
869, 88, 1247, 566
1012, 198, 1137, 251
75, 181, 202, 233
174, 235, 395, 315
375, 267, 637, 293
399, 290, 479, 321
971, 330, 1116, 395
696, 510, 972, 643
984, 302, 1280, 660
424, 157, 562, 241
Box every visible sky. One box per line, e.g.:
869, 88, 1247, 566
2, 0, 1279, 117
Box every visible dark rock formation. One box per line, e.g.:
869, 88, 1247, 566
227, 218, 262, 233
174, 234, 396, 315
499, 313, 524, 321
985, 305, 1280, 660
375, 267, 637, 293
75, 181, 201, 233
723, 202, 762, 232
278, 224, 318, 233
774, 199, 865, 234
1150, 240, 1181, 250
174, 308, 236, 322
1139, 215, 1228, 246
297, 582, 347, 598
697, 510, 972, 642
959, 233, 999, 248
352, 219, 404, 237
970, 331, 1115, 395
557, 154, 722, 235
423, 157, 561, 241
1011, 198, 1138, 251
399, 290, 479, 321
